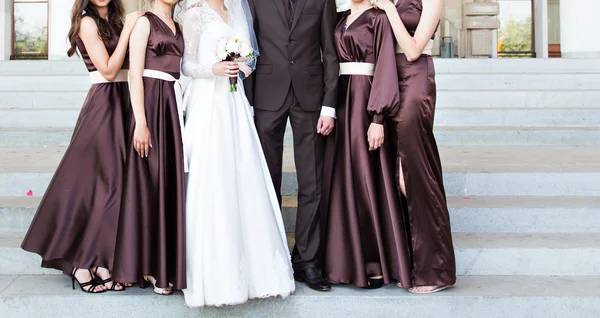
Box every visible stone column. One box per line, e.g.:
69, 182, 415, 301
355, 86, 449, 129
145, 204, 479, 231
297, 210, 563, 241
533, 0, 548, 58
463, 0, 500, 58
560, 0, 600, 58
48, 0, 75, 60
441, 0, 463, 57
0, 0, 11, 60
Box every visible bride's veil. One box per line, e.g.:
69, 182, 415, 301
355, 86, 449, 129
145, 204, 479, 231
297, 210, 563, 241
226, 0, 260, 71
184, 0, 260, 71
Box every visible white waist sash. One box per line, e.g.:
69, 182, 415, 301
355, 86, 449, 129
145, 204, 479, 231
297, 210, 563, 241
339, 62, 375, 76
89, 69, 128, 84
142, 69, 188, 173
396, 39, 434, 56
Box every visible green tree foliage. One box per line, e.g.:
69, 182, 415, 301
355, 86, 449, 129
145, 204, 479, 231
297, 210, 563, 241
498, 17, 532, 53
13, 14, 48, 57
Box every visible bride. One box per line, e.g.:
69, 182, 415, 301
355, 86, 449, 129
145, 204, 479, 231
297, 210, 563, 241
180, 0, 295, 307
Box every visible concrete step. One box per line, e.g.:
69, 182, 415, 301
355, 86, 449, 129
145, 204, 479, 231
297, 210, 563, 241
280, 196, 600, 234
0, 108, 81, 129
435, 108, 600, 126
437, 90, 600, 108
0, 60, 84, 76
4, 195, 599, 234
2, 232, 599, 276
436, 74, 600, 91
4, 107, 600, 129
0, 128, 73, 147
433, 126, 600, 146
1, 275, 599, 317
3, 58, 599, 75
0, 92, 87, 108
1, 146, 599, 196
4, 126, 600, 147
433, 58, 600, 74
0, 75, 90, 92
3, 170, 597, 199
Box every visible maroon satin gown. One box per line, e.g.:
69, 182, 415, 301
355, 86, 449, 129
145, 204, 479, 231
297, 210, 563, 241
112, 12, 187, 290
322, 8, 412, 288
21, 30, 130, 275
391, 0, 457, 287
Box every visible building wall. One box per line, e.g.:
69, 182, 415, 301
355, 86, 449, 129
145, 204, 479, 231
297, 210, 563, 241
48, 0, 75, 60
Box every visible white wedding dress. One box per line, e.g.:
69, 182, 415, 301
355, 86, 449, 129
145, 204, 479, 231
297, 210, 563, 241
180, 0, 295, 307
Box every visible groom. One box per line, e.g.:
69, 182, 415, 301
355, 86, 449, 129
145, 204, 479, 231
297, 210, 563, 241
245, 0, 338, 291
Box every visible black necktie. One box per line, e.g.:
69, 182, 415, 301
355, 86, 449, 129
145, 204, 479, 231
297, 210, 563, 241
288, 0, 296, 23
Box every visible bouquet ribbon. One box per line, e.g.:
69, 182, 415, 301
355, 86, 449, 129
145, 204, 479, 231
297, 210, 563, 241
142, 69, 189, 173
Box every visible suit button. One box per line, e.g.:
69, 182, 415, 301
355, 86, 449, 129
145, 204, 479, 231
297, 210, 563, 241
289, 39, 296, 44
289, 61, 295, 65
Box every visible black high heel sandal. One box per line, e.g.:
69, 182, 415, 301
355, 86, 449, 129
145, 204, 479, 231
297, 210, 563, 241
363, 276, 384, 289
94, 267, 125, 291
71, 268, 106, 293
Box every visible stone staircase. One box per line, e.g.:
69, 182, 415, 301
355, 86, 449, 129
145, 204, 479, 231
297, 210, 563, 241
1, 59, 600, 317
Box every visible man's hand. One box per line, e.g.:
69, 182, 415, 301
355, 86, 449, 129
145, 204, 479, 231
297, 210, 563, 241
317, 116, 335, 136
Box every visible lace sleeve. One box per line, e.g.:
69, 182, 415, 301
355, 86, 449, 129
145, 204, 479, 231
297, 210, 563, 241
182, 6, 215, 78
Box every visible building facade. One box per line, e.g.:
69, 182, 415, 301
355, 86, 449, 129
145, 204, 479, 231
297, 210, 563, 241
0, 0, 598, 61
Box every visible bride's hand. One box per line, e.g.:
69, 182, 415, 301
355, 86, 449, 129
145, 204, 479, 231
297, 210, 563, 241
213, 61, 239, 78
134, 124, 152, 158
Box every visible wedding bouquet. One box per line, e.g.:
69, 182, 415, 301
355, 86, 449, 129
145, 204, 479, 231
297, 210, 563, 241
336, 0, 350, 12
217, 36, 255, 92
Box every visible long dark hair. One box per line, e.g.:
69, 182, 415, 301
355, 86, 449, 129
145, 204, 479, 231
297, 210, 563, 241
67, 0, 125, 57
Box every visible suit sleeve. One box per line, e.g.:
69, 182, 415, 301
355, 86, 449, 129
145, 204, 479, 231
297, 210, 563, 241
367, 12, 401, 124
243, 0, 258, 106
320, 0, 339, 108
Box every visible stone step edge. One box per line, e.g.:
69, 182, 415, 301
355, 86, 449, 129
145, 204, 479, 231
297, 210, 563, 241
2, 275, 600, 297
2, 276, 600, 318
4, 106, 600, 110
4, 126, 600, 132
3, 232, 600, 249
3, 195, 600, 209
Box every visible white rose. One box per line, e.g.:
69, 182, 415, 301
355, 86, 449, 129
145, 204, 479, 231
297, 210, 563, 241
216, 38, 228, 60
240, 41, 253, 58
225, 38, 241, 54
336, 0, 350, 12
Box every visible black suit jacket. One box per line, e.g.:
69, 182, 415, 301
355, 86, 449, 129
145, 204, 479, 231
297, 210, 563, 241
245, 0, 339, 112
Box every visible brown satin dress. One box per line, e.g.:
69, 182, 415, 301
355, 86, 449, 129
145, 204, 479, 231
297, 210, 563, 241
112, 12, 186, 290
322, 8, 412, 288
391, 0, 457, 287
21, 31, 130, 276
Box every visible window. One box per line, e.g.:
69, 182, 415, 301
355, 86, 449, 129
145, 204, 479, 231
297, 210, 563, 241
496, 0, 534, 58
12, 0, 49, 59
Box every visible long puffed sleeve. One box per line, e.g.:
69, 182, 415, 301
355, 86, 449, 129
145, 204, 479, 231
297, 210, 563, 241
367, 11, 401, 124
182, 7, 215, 78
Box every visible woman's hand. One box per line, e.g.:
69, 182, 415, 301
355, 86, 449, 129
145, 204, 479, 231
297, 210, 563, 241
367, 123, 385, 151
371, 0, 395, 11
124, 11, 144, 33
213, 61, 240, 77
134, 124, 152, 158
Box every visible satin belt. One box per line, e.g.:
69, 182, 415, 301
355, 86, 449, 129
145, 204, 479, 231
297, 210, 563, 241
89, 69, 128, 84
339, 62, 375, 76
396, 39, 434, 55
142, 69, 189, 173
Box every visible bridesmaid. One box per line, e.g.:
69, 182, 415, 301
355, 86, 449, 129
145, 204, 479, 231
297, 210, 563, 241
112, 0, 186, 295
374, 0, 457, 294
321, 2, 412, 289
21, 0, 140, 293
